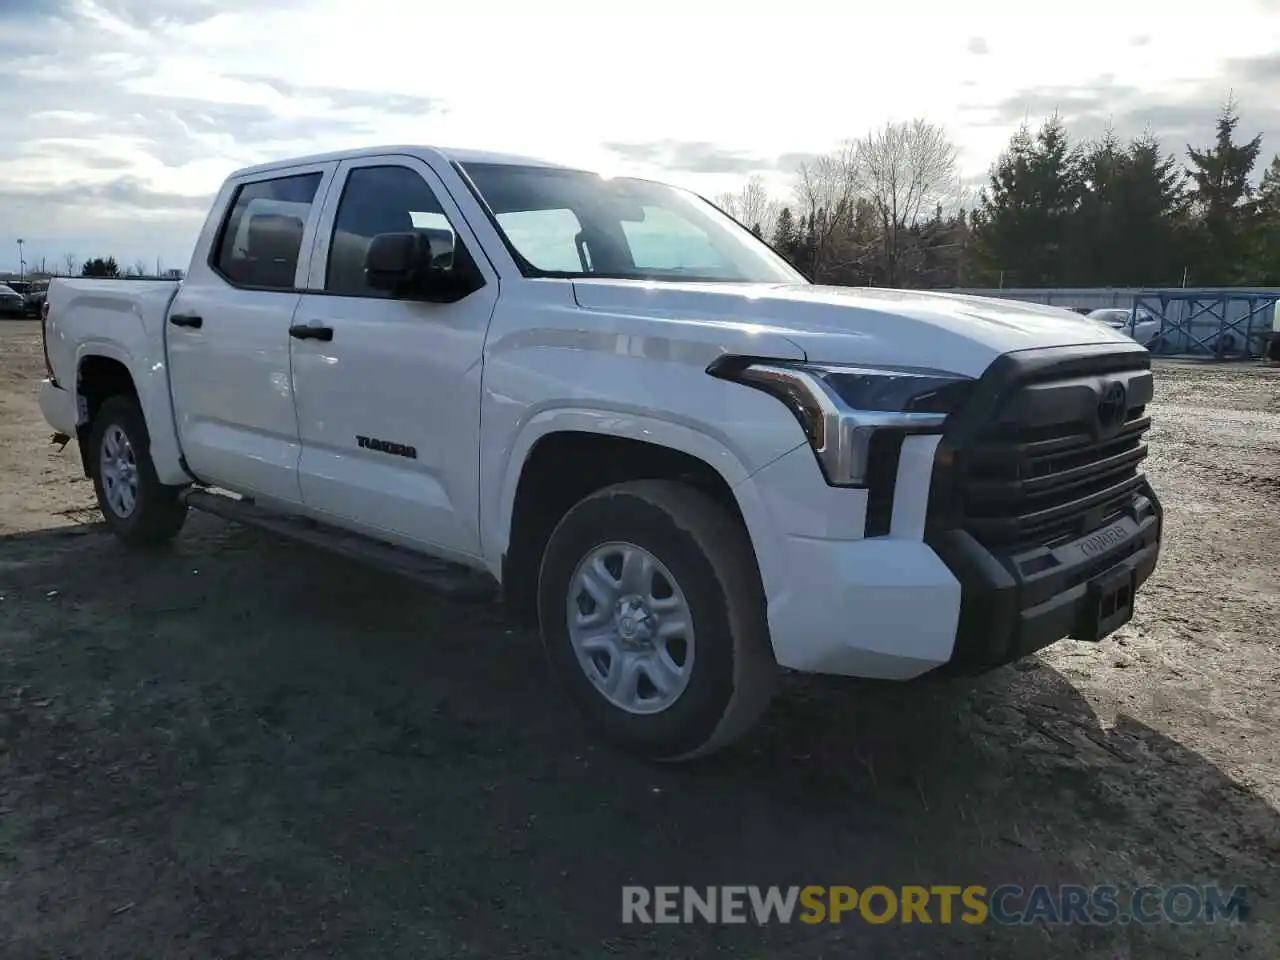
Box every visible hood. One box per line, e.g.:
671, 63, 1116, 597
571, 280, 1138, 378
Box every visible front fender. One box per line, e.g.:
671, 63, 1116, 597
482, 399, 806, 574
484, 403, 812, 622
477, 289, 811, 581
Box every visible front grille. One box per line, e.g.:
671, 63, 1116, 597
950, 369, 1154, 553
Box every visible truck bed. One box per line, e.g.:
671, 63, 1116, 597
43, 278, 182, 378
41, 277, 186, 482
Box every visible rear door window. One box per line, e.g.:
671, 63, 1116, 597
213, 172, 322, 290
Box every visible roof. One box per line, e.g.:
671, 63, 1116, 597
228, 144, 575, 180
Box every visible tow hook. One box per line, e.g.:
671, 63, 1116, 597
50, 431, 71, 450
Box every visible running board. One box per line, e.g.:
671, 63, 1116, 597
183, 489, 498, 602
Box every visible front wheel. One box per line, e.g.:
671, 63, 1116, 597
537, 480, 776, 761
89, 395, 188, 546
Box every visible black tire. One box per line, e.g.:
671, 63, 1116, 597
89, 395, 188, 546
537, 480, 776, 761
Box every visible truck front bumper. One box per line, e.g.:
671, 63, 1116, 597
750, 481, 1160, 682
927, 484, 1162, 673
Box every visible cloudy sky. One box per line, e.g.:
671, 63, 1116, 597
2, 0, 1279, 273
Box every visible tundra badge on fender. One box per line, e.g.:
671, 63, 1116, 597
356, 435, 418, 459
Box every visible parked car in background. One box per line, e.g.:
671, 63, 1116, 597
23, 280, 49, 317
0, 283, 27, 317
6, 279, 50, 317
1088, 307, 1162, 348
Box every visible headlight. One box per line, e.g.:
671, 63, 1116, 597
707, 357, 973, 487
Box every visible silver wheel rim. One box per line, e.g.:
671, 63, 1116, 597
99, 424, 139, 519
566, 541, 695, 715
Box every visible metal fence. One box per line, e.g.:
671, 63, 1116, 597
940, 287, 1280, 356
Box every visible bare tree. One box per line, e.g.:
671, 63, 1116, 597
133, 259, 149, 278
62, 253, 77, 277
714, 175, 780, 240
793, 143, 859, 279
853, 119, 959, 285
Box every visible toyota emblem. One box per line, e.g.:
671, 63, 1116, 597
1096, 381, 1127, 433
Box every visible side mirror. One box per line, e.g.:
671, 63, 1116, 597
365, 230, 475, 302
365, 231, 433, 294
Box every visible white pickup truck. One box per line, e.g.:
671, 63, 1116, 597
38, 145, 1162, 759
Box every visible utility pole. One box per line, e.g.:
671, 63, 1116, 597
16, 239, 24, 283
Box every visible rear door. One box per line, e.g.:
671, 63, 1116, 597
290, 155, 500, 561
166, 163, 336, 505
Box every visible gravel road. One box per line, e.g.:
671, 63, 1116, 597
1, 319, 1277, 958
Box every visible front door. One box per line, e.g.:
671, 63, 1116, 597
290, 157, 500, 562
166, 164, 335, 505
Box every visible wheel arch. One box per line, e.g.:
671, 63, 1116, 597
73, 344, 188, 485
496, 416, 768, 629
75, 350, 139, 477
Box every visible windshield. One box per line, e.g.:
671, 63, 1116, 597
1089, 309, 1129, 324
459, 162, 806, 284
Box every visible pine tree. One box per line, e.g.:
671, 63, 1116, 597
1257, 155, 1280, 219
81, 256, 120, 278
1250, 154, 1280, 284
770, 207, 806, 272
1070, 128, 1124, 283
973, 115, 1085, 286
1115, 133, 1190, 286
1186, 98, 1263, 284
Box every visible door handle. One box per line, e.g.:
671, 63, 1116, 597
289, 323, 334, 342
170, 314, 203, 328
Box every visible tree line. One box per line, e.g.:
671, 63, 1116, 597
80, 256, 180, 279
715, 98, 1280, 289
22, 100, 1280, 293
1, 255, 175, 281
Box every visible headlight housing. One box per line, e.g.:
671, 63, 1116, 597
707, 356, 973, 487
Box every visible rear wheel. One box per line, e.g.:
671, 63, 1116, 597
89, 395, 188, 546
537, 480, 775, 761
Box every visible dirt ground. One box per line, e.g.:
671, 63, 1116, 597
1, 318, 1277, 959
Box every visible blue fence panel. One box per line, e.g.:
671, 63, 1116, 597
938, 287, 1280, 356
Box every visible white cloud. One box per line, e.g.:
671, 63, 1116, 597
1, 0, 1278, 271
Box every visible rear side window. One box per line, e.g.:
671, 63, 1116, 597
213, 172, 322, 290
